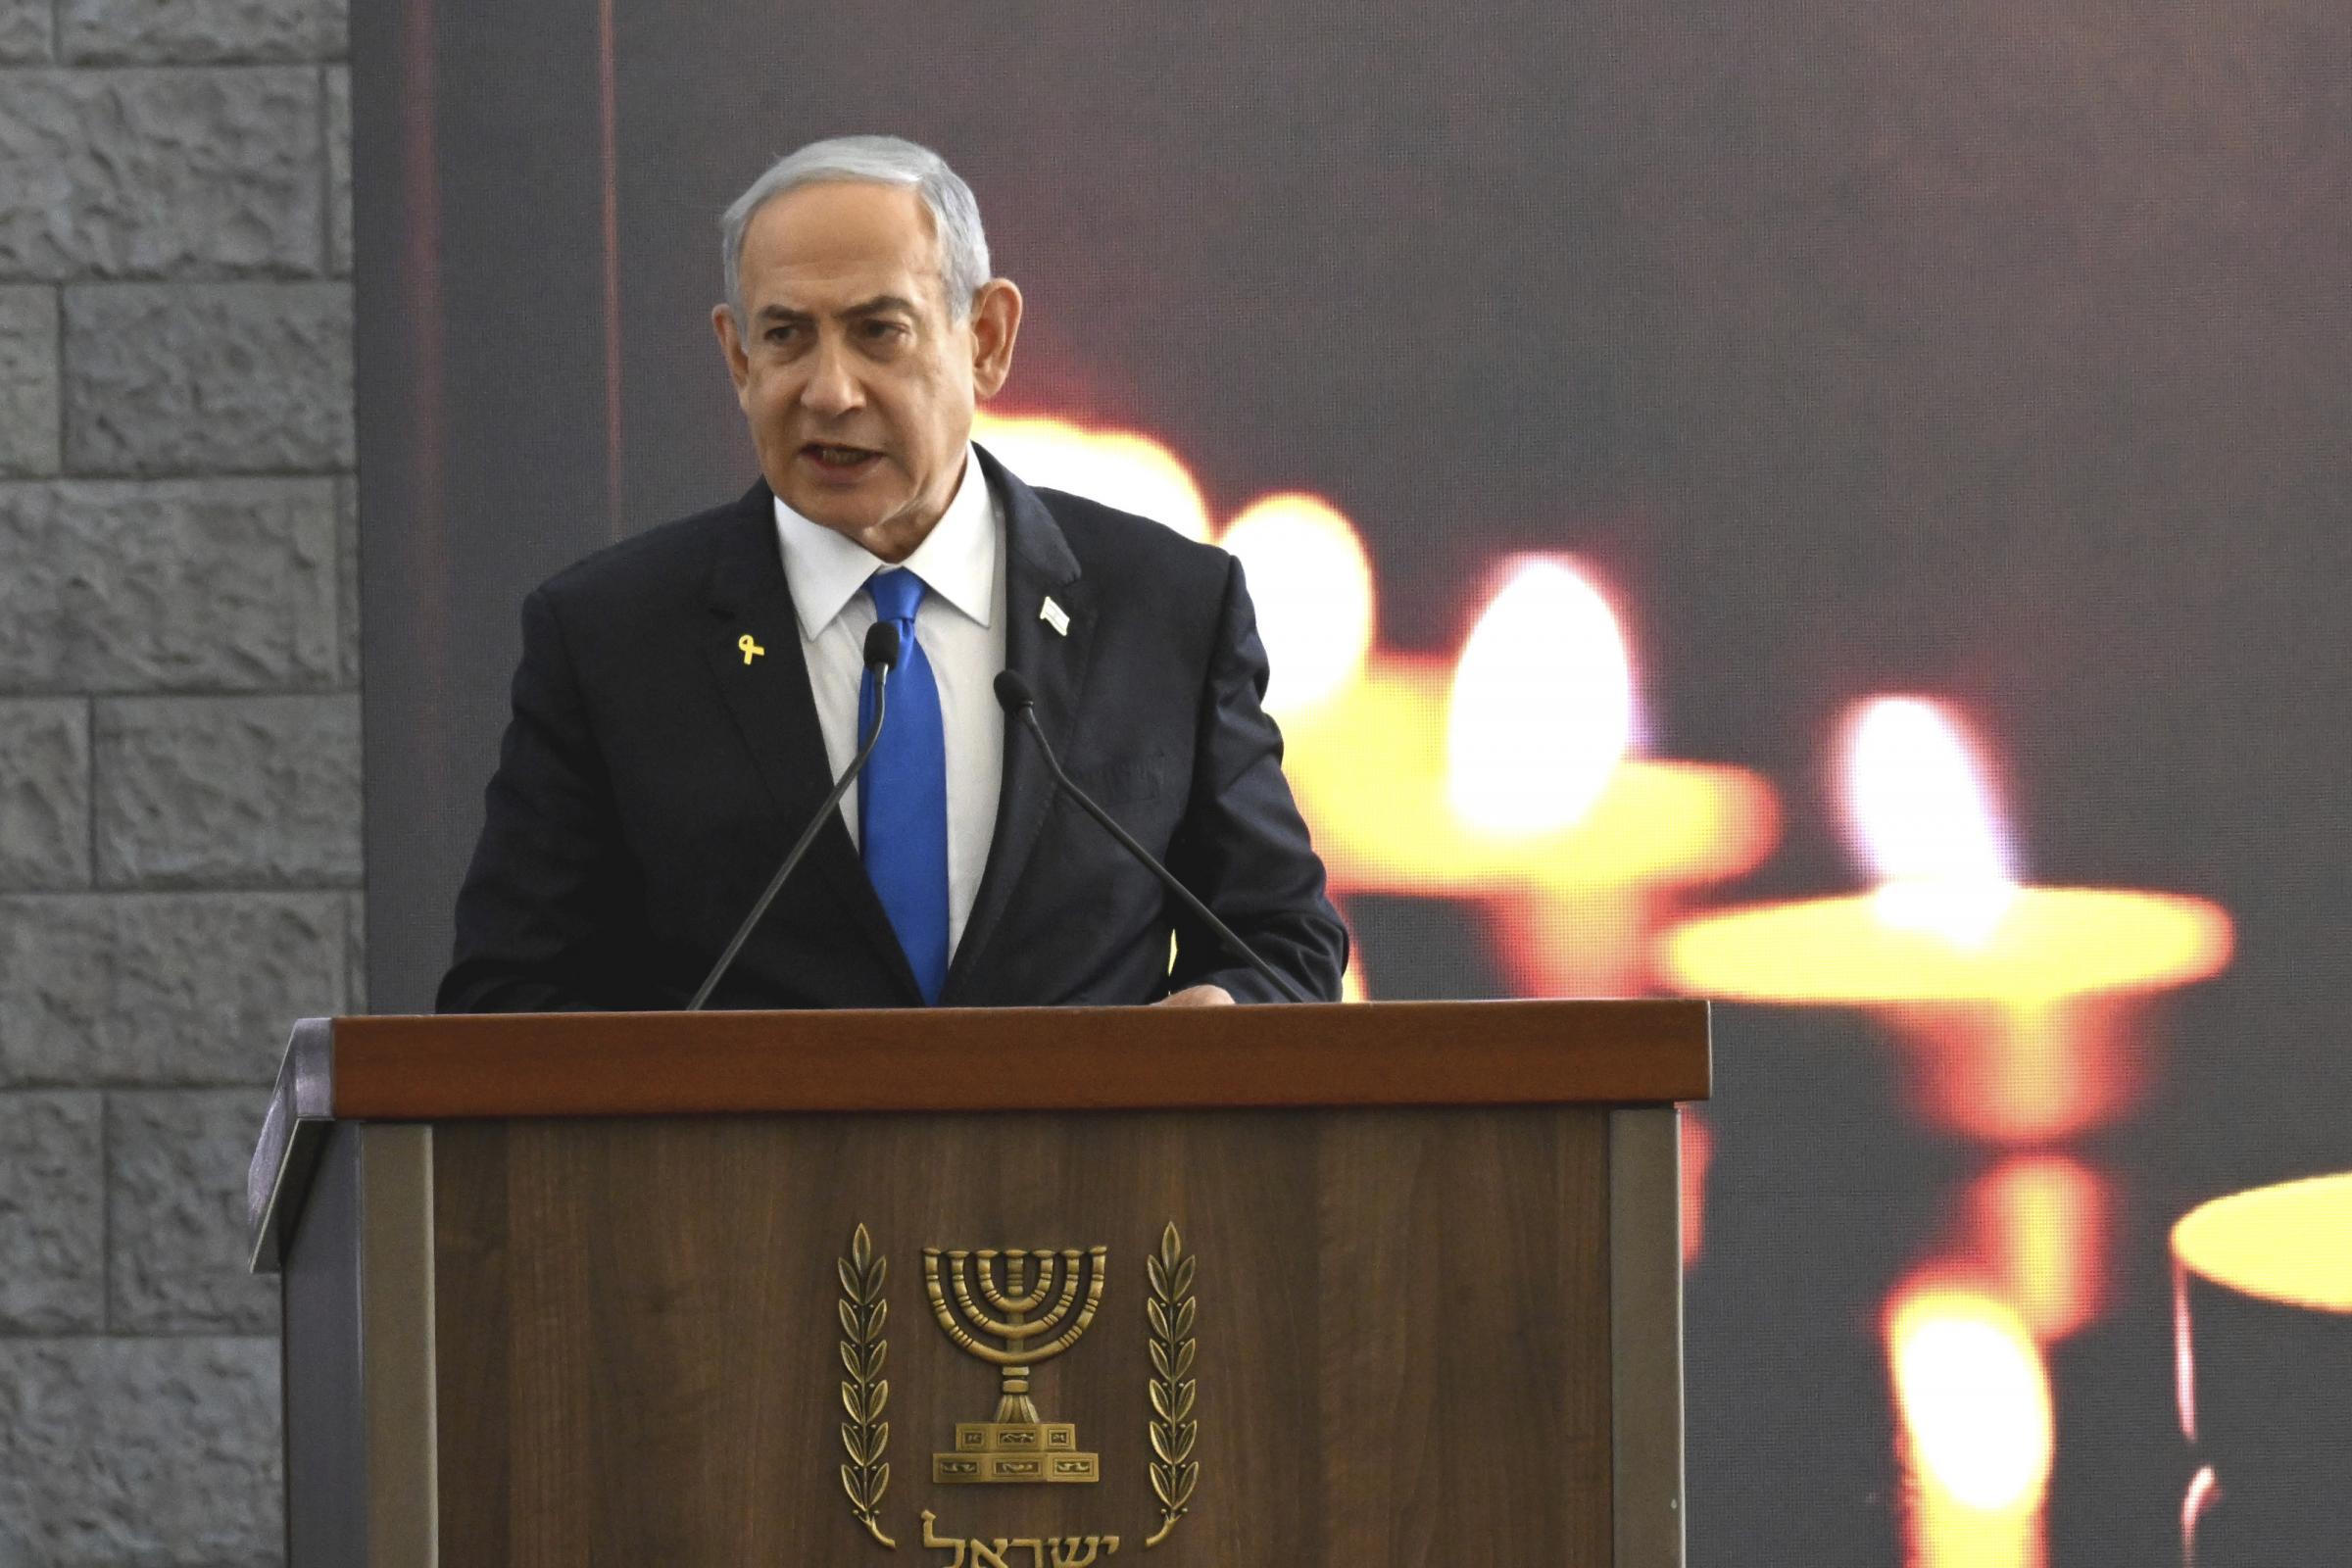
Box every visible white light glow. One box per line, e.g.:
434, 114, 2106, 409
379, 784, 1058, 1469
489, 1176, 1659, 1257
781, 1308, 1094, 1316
1219, 492, 1375, 715
971, 413, 1214, 542
1843, 697, 2021, 945
1446, 557, 1637, 836
1889, 1286, 2055, 1515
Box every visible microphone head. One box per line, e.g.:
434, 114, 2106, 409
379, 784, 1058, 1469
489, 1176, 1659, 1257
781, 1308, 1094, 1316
993, 669, 1036, 714
862, 620, 903, 669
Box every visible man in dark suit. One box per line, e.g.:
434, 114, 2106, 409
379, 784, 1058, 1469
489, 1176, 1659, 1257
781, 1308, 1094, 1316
439, 136, 1346, 1011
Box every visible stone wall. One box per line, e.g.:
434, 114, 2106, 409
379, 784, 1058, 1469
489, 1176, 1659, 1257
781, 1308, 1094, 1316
0, 0, 355, 1558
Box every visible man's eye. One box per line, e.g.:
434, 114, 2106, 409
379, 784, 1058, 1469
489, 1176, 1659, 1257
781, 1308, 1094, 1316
765, 325, 799, 344
863, 320, 908, 342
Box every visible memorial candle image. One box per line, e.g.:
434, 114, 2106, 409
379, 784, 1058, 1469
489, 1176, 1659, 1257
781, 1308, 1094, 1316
974, 409, 1779, 1000
2172, 1173, 2352, 1560
1659, 696, 2234, 1144
1272, 554, 1778, 998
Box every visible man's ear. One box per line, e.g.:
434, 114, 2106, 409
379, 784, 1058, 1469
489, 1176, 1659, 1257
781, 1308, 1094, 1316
712, 304, 752, 396
968, 278, 1023, 399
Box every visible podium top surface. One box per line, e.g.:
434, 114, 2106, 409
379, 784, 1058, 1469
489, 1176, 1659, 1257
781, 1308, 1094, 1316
243, 1005, 1712, 1278
249, 1000, 1705, 1268
325, 998, 1704, 1117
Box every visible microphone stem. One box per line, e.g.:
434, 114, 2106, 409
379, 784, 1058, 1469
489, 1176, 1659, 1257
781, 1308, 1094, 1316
1018, 708, 1312, 1004
688, 665, 890, 1011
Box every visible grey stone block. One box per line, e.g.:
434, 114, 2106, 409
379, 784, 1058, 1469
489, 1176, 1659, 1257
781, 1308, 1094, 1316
0, 479, 338, 692
335, 471, 359, 683
108, 1090, 277, 1332
0, 68, 322, 278
65, 282, 353, 474
94, 695, 361, 888
326, 66, 351, 274
0, 700, 88, 890
0, 0, 48, 62
0, 1092, 102, 1332
0, 892, 346, 1086
0, 285, 59, 476
60, 0, 333, 63
0, 1337, 281, 1563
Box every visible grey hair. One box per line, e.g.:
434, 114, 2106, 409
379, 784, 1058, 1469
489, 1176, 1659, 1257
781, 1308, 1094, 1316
720, 135, 991, 330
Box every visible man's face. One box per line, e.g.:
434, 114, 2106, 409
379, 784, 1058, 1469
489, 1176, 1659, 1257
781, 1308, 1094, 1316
713, 181, 1020, 562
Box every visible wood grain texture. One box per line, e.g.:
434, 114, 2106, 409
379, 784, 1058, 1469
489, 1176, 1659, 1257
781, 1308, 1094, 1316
431, 1106, 1615, 1566
1609, 1108, 1686, 1567
336, 1000, 1707, 1119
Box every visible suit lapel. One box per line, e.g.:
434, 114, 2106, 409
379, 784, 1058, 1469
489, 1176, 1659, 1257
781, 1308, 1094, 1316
943, 446, 1096, 1003
700, 481, 921, 1002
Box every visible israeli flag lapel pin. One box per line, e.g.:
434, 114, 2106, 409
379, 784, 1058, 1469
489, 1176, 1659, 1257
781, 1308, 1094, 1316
1040, 596, 1070, 636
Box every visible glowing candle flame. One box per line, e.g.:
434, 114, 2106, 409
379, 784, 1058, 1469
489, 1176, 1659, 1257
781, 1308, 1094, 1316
1446, 558, 1637, 836
1887, 1281, 2054, 1568
1220, 492, 1375, 716
1891, 1287, 2054, 1509
971, 412, 1213, 542
1844, 697, 2021, 946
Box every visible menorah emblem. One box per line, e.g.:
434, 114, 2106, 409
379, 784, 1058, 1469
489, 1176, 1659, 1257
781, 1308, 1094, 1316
922, 1246, 1108, 1485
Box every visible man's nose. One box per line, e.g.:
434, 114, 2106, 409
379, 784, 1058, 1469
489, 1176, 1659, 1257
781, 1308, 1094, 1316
799, 337, 863, 416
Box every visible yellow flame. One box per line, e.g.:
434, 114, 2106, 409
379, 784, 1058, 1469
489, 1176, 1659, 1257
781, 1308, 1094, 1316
1887, 1284, 2055, 1520
1843, 697, 2021, 946
1220, 493, 1375, 716
971, 412, 1214, 542
2173, 1172, 2352, 1313
1446, 558, 1636, 836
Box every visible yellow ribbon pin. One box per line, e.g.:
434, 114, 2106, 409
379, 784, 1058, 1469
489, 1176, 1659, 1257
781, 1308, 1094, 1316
738, 633, 765, 665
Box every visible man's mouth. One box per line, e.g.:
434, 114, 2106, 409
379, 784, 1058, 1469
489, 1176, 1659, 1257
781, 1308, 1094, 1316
802, 442, 883, 471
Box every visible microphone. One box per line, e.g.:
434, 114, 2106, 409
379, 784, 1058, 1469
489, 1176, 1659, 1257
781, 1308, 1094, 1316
993, 669, 1312, 1004
688, 621, 902, 1010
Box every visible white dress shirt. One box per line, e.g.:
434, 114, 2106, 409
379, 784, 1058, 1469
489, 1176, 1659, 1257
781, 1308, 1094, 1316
773, 448, 1005, 959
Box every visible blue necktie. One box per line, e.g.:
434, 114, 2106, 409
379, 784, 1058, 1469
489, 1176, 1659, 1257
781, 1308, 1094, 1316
858, 568, 950, 1003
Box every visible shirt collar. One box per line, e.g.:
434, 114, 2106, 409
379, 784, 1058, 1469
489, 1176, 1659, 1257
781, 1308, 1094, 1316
772, 446, 997, 640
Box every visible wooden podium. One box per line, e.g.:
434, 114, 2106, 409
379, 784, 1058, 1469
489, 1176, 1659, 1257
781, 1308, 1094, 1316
249, 1001, 1706, 1567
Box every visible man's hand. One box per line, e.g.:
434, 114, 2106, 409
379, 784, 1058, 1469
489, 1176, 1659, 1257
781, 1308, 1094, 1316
1154, 983, 1236, 1007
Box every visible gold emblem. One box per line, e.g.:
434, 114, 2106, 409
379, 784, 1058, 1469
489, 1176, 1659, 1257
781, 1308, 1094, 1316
738, 633, 766, 664
835, 1223, 1200, 1553
924, 1247, 1107, 1484
837, 1225, 897, 1546
1143, 1225, 1198, 1548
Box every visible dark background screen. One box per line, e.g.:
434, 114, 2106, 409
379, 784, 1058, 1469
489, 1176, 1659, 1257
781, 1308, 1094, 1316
355, 2, 2352, 1558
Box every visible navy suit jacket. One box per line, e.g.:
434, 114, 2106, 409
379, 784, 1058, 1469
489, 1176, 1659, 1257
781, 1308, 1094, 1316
437, 446, 1348, 1011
